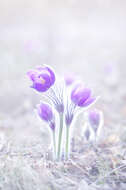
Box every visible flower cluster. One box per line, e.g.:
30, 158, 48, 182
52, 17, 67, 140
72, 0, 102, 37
27, 65, 102, 161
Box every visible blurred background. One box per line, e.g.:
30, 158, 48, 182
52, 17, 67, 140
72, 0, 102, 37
0, 0, 126, 148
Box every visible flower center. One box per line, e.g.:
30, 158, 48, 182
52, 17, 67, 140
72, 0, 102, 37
39, 77, 46, 84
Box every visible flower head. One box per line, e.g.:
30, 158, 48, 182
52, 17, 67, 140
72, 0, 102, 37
88, 109, 103, 133
88, 110, 100, 126
37, 103, 53, 122
27, 65, 55, 92
37, 103, 55, 130
71, 84, 95, 107
64, 74, 76, 86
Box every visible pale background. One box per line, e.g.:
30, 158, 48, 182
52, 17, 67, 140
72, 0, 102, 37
0, 0, 126, 144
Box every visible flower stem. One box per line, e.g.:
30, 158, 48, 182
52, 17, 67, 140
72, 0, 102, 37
52, 131, 56, 160
57, 113, 64, 160
66, 126, 70, 160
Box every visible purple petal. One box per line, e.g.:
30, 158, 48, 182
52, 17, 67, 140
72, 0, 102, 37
27, 70, 38, 81
37, 66, 55, 87
80, 97, 96, 107
45, 66, 55, 85
77, 88, 91, 106
88, 110, 100, 127
71, 85, 91, 106
37, 103, 53, 122
32, 82, 49, 92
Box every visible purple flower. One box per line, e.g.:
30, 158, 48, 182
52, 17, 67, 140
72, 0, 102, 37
71, 84, 95, 107
37, 103, 53, 122
88, 110, 100, 126
37, 103, 55, 130
88, 109, 102, 133
64, 74, 75, 86
27, 65, 55, 92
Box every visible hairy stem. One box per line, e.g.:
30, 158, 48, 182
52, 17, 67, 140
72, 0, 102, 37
52, 131, 56, 160
66, 126, 70, 160
57, 113, 64, 160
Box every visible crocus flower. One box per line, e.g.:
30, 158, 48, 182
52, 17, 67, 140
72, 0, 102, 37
88, 109, 103, 133
88, 110, 100, 128
64, 74, 76, 86
27, 65, 55, 92
71, 84, 95, 107
37, 103, 55, 131
37, 102, 56, 159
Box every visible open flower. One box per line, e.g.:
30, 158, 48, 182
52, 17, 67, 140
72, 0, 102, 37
37, 103, 55, 131
71, 84, 95, 107
27, 65, 55, 92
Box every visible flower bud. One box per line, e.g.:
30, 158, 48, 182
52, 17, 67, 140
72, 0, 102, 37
37, 103, 53, 122
71, 84, 95, 107
88, 109, 103, 133
64, 73, 76, 86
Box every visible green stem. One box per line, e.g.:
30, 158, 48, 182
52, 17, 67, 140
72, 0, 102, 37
66, 126, 70, 160
52, 131, 56, 160
57, 113, 64, 160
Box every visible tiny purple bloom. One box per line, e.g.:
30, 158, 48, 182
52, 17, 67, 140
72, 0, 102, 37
27, 65, 55, 92
88, 110, 100, 126
88, 109, 101, 133
37, 103, 53, 122
64, 74, 76, 86
71, 84, 95, 107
